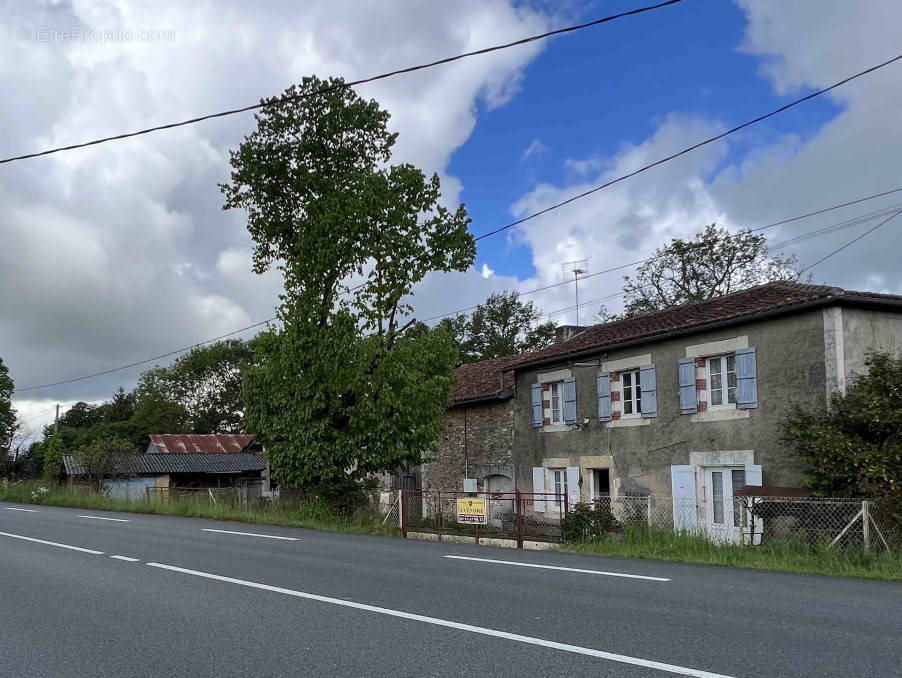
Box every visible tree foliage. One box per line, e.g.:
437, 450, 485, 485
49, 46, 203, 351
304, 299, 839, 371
438, 292, 557, 364
135, 339, 254, 433
621, 224, 799, 317
224, 76, 475, 487
783, 352, 902, 517
0, 357, 17, 469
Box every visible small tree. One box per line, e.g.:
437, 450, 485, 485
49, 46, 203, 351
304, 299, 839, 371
622, 224, 799, 317
77, 437, 139, 492
438, 292, 557, 364
783, 351, 902, 518
0, 357, 17, 466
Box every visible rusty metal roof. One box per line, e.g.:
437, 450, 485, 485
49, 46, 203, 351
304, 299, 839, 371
148, 434, 255, 454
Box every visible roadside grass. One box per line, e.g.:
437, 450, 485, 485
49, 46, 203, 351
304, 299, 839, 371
0, 480, 399, 537
560, 525, 902, 581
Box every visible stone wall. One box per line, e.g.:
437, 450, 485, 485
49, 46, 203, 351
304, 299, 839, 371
423, 399, 515, 492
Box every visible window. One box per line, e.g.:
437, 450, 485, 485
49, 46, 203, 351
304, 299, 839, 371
552, 468, 568, 509
707, 355, 737, 408
549, 382, 562, 423
621, 369, 642, 416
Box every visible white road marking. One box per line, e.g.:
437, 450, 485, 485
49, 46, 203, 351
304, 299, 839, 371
3, 507, 38, 512
201, 528, 298, 541
78, 515, 130, 522
146, 562, 729, 677
109, 555, 140, 562
442, 555, 671, 582
0, 530, 104, 555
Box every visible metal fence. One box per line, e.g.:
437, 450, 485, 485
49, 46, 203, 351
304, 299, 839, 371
593, 493, 901, 550
400, 490, 567, 545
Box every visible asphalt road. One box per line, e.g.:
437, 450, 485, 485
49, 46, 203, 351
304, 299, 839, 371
0, 502, 899, 677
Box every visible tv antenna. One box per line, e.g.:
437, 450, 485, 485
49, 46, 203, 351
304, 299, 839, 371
562, 259, 589, 326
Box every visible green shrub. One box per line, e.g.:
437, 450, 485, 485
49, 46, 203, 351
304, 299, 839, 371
562, 500, 619, 542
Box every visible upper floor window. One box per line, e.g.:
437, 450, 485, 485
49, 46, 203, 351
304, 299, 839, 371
621, 369, 642, 417
707, 355, 737, 408
549, 381, 563, 423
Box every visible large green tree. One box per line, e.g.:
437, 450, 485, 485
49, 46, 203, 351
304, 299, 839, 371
439, 292, 557, 364
620, 224, 799, 317
224, 76, 474, 487
783, 351, 902, 517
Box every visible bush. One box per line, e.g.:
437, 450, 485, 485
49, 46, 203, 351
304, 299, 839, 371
562, 499, 619, 542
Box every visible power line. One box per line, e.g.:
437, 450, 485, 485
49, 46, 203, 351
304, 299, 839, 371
13, 191, 902, 394
473, 53, 902, 242
796, 210, 902, 276
0, 0, 685, 166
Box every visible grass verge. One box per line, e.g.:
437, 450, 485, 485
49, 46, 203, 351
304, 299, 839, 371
560, 525, 902, 581
0, 480, 399, 537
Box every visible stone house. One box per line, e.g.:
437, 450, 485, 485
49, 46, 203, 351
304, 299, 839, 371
423, 355, 518, 494
500, 281, 902, 542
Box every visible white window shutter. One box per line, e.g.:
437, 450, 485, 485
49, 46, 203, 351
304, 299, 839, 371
639, 364, 657, 418
532, 467, 546, 512
530, 383, 543, 427
745, 464, 762, 486
678, 357, 697, 414
736, 347, 758, 409
670, 465, 697, 533
596, 371, 612, 421
562, 377, 577, 423
566, 466, 581, 509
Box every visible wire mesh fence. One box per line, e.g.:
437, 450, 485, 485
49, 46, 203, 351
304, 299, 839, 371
593, 493, 901, 550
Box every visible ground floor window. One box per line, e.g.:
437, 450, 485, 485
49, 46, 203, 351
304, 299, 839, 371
551, 468, 568, 509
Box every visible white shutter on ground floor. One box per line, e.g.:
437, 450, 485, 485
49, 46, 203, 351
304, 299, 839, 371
566, 466, 581, 509
532, 467, 546, 512
670, 465, 697, 532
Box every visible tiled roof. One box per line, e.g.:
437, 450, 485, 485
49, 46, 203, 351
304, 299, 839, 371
450, 355, 519, 404
504, 281, 902, 370
148, 434, 255, 454
62, 453, 267, 477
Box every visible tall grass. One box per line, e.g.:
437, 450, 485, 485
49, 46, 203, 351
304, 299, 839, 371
562, 525, 902, 581
0, 479, 398, 537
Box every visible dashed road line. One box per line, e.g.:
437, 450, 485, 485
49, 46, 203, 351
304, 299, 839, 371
0, 530, 104, 555
3, 507, 38, 512
442, 555, 671, 582
109, 555, 140, 562
201, 528, 298, 541
146, 562, 726, 677
78, 515, 130, 522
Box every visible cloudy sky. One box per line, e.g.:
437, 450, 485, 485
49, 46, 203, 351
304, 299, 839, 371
3, 0, 901, 434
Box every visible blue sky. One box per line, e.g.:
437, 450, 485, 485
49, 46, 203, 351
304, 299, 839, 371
452, 0, 842, 278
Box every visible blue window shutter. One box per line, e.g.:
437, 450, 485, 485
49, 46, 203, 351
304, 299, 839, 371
562, 377, 577, 424
639, 364, 657, 418
530, 383, 543, 427
678, 357, 697, 414
736, 347, 758, 409
596, 371, 612, 421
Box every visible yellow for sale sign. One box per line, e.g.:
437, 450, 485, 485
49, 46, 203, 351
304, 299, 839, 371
457, 497, 487, 524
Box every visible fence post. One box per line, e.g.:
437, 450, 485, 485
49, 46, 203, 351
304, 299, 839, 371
515, 491, 524, 549
400, 489, 408, 538
646, 495, 652, 527
862, 500, 870, 551
437, 490, 443, 542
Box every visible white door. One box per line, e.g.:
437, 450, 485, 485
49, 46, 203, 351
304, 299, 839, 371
485, 474, 513, 528
704, 467, 747, 543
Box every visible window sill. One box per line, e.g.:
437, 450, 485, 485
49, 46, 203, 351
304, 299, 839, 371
605, 417, 651, 428
541, 423, 573, 433
690, 409, 750, 423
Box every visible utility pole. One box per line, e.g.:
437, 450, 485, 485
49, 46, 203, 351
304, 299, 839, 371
54, 404, 60, 434
562, 259, 589, 326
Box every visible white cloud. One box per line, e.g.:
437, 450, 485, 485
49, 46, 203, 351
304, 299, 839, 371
0, 1, 553, 406
522, 138, 548, 160
480, 263, 495, 279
